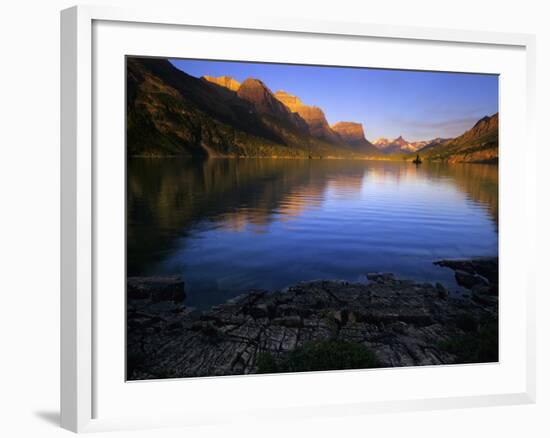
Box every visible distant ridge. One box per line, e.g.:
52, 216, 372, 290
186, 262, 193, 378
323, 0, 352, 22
417, 113, 498, 163
373, 135, 450, 154
126, 58, 379, 158
202, 75, 241, 91
126, 57, 497, 162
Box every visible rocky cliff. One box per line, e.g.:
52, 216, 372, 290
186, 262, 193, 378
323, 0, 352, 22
464, 114, 499, 141
237, 79, 310, 133
331, 121, 379, 155
202, 75, 241, 91
127, 57, 494, 162
331, 121, 366, 144
274, 90, 340, 142
127, 257, 498, 379
127, 58, 285, 157
127, 58, 372, 158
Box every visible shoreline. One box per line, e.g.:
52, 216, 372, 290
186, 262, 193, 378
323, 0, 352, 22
128, 155, 499, 164
127, 257, 498, 380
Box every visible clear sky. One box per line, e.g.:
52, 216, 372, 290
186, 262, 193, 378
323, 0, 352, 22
169, 58, 498, 142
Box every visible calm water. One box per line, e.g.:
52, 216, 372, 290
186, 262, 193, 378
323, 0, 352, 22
127, 158, 498, 309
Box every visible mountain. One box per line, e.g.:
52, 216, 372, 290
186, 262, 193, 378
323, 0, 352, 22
127, 58, 285, 157
412, 137, 451, 152
126, 58, 374, 158
394, 135, 422, 153
373, 135, 414, 154
274, 91, 340, 142
418, 113, 498, 163
129, 57, 493, 162
373, 137, 391, 147
331, 122, 380, 155
331, 122, 366, 144
202, 75, 241, 92
237, 79, 310, 133
373, 135, 451, 155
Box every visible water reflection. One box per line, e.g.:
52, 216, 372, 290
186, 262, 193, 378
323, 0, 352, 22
128, 158, 498, 309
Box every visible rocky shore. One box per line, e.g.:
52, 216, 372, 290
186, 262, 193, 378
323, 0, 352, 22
127, 258, 498, 380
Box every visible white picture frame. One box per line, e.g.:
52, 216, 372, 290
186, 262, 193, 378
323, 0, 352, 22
60, 4, 537, 433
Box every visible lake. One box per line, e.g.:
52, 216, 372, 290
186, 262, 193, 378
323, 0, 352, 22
127, 158, 498, 309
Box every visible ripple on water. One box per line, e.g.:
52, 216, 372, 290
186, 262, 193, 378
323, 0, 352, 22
127, 158, 498, 309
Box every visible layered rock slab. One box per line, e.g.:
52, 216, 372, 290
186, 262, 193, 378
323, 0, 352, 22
127, 258, 498, 380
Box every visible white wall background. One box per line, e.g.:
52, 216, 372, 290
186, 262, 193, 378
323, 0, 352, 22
0, 0, 547, 436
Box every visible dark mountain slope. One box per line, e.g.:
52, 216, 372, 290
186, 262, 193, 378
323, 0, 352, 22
127, 58, 292, 156
237, 79, 310, 133
415, 138, 452, 153
127, 58, 370, 158
419, 113, 499, 163
274, 90, 341, 142
129, 58, 281, 141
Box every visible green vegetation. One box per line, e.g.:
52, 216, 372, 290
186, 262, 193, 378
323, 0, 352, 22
127, 58, 365, 159
127, 58, 498, 163
416, 114, 499, 163
421, 131, 498, 163
127, 76, 296, 158
257, 339, 380, 374
438, 316, 498, 364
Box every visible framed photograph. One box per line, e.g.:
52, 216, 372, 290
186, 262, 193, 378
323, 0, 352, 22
61, 5, 536, 432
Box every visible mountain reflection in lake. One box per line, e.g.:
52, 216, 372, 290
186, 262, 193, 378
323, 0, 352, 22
127, 158, 498, 309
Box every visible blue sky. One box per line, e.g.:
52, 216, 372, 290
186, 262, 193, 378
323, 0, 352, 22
169, 58, 498, 142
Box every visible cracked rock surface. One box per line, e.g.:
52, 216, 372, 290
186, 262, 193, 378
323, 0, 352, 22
127, 258, 498, 380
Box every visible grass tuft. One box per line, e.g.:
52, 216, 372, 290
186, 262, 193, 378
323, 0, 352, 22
257, 339, 380, 374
